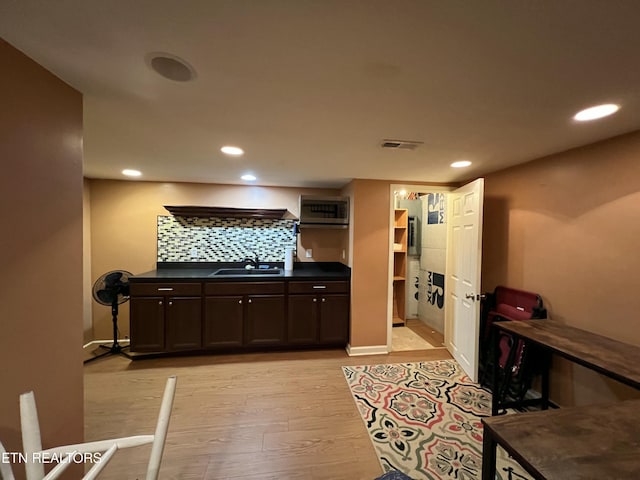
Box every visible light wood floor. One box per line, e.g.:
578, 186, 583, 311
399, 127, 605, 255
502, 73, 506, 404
84, 348, 451, 479
405, 318, 445, 348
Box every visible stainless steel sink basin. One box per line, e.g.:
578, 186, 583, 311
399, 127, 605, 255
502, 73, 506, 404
209, 268, 282, 277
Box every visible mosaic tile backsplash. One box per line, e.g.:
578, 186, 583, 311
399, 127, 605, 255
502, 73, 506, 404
157, 215, 296, 262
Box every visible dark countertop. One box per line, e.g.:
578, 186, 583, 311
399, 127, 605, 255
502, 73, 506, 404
130, 261, 350, 281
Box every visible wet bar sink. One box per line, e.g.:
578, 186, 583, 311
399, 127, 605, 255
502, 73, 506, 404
209, 268, 282, 277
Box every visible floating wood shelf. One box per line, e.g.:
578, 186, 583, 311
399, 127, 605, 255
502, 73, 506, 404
164, 205, 289, 219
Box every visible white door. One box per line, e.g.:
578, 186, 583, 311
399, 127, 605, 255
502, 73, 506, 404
445, 178, 484, 381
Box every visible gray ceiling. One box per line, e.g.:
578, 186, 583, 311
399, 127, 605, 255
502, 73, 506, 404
2, 0, 640, 188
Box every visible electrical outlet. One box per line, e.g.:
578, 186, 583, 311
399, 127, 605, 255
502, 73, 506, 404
190, 247, 198, 258
305, 249, 313, 258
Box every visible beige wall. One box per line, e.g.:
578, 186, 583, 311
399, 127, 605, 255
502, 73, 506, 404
0, 38, 84, 476
87, 179, 348, 339
346, 179, 391, 347
482, 130, 640, 406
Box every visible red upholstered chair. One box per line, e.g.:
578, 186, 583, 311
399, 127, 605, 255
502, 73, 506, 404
479, 286, 547, 408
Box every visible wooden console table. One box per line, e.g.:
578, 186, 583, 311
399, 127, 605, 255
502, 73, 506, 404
483, 319, 640, 479
482, 399, 640, 479
491, 319, 640, 415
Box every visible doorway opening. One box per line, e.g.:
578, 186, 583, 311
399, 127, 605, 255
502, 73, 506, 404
388, 185, 452, 353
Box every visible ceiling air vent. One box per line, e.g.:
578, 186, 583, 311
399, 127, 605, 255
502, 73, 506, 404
380, 139, 423, 150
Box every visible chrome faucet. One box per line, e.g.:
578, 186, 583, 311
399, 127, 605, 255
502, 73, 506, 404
242, 253, 260, 269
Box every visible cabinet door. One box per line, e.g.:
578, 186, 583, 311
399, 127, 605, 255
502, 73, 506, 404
319, 294, 349, 345
129, 296, 165, 352
203, 296, 244, 348
287, 294, 319, 344
245, 295, 286, 346
165, 296, 202, 352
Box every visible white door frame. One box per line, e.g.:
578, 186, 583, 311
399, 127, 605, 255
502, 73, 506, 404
387, 184, 454, 352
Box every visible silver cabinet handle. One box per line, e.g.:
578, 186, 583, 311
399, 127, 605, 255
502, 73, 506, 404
159, 301, 163, 306
168, 301, 173, 306
313, 298, 317, 302
158, 287, 174, 291
239, 299, 242, 304
322, 298, 326, 302
465, 293, 475, 301
248, 299, 252, 304
313, 285, 327, 289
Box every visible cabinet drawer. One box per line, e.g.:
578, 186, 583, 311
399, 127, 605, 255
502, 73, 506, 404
288, 281, 349, 294
205, 281, 285, 296
130, 282, 202, 296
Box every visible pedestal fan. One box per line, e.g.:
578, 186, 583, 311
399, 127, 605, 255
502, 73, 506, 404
85, 270, 133, 363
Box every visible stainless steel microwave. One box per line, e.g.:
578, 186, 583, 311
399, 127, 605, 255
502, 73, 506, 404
299, 195, 349, 226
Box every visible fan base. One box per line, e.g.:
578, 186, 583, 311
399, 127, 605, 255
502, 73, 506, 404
84, 343, 133, 363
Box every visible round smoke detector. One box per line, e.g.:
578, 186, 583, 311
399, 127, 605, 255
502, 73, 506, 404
146, 52, 197, 82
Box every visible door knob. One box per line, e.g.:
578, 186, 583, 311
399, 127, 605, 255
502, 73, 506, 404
465, 293, 487, 301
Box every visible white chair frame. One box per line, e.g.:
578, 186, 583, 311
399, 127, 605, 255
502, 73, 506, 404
0, 375, 176, 480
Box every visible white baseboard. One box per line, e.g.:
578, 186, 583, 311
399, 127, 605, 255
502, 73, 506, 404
346, 344, 389, 356
83, 339, 130, 349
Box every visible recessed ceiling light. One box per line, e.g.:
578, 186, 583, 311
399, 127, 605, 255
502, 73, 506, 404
221, 146, 244, 156
451, 160, 472, 168
146, 52, 196, 82
122, 169, 142, 177
573, 104, 619, 121
241, 174, 257, 181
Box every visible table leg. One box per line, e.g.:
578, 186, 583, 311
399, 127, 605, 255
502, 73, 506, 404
491, 327, 500, 416
541, 351, 550, 410
482, 426, 497, 480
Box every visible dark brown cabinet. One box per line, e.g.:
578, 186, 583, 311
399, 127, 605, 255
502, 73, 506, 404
204, 282, 286, 350
288, 294, 318, 344
288, 281, 349, 345
129, 276, 349, 355
165, 297, 202, 351
129, 283, 202, 352
245, 295, 286, 346
318, 293, 350, 344
203, 295, 243, 348
130, 296, 165, 352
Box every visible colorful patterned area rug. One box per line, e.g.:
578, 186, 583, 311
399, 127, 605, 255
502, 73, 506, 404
342, 360, 531, 480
